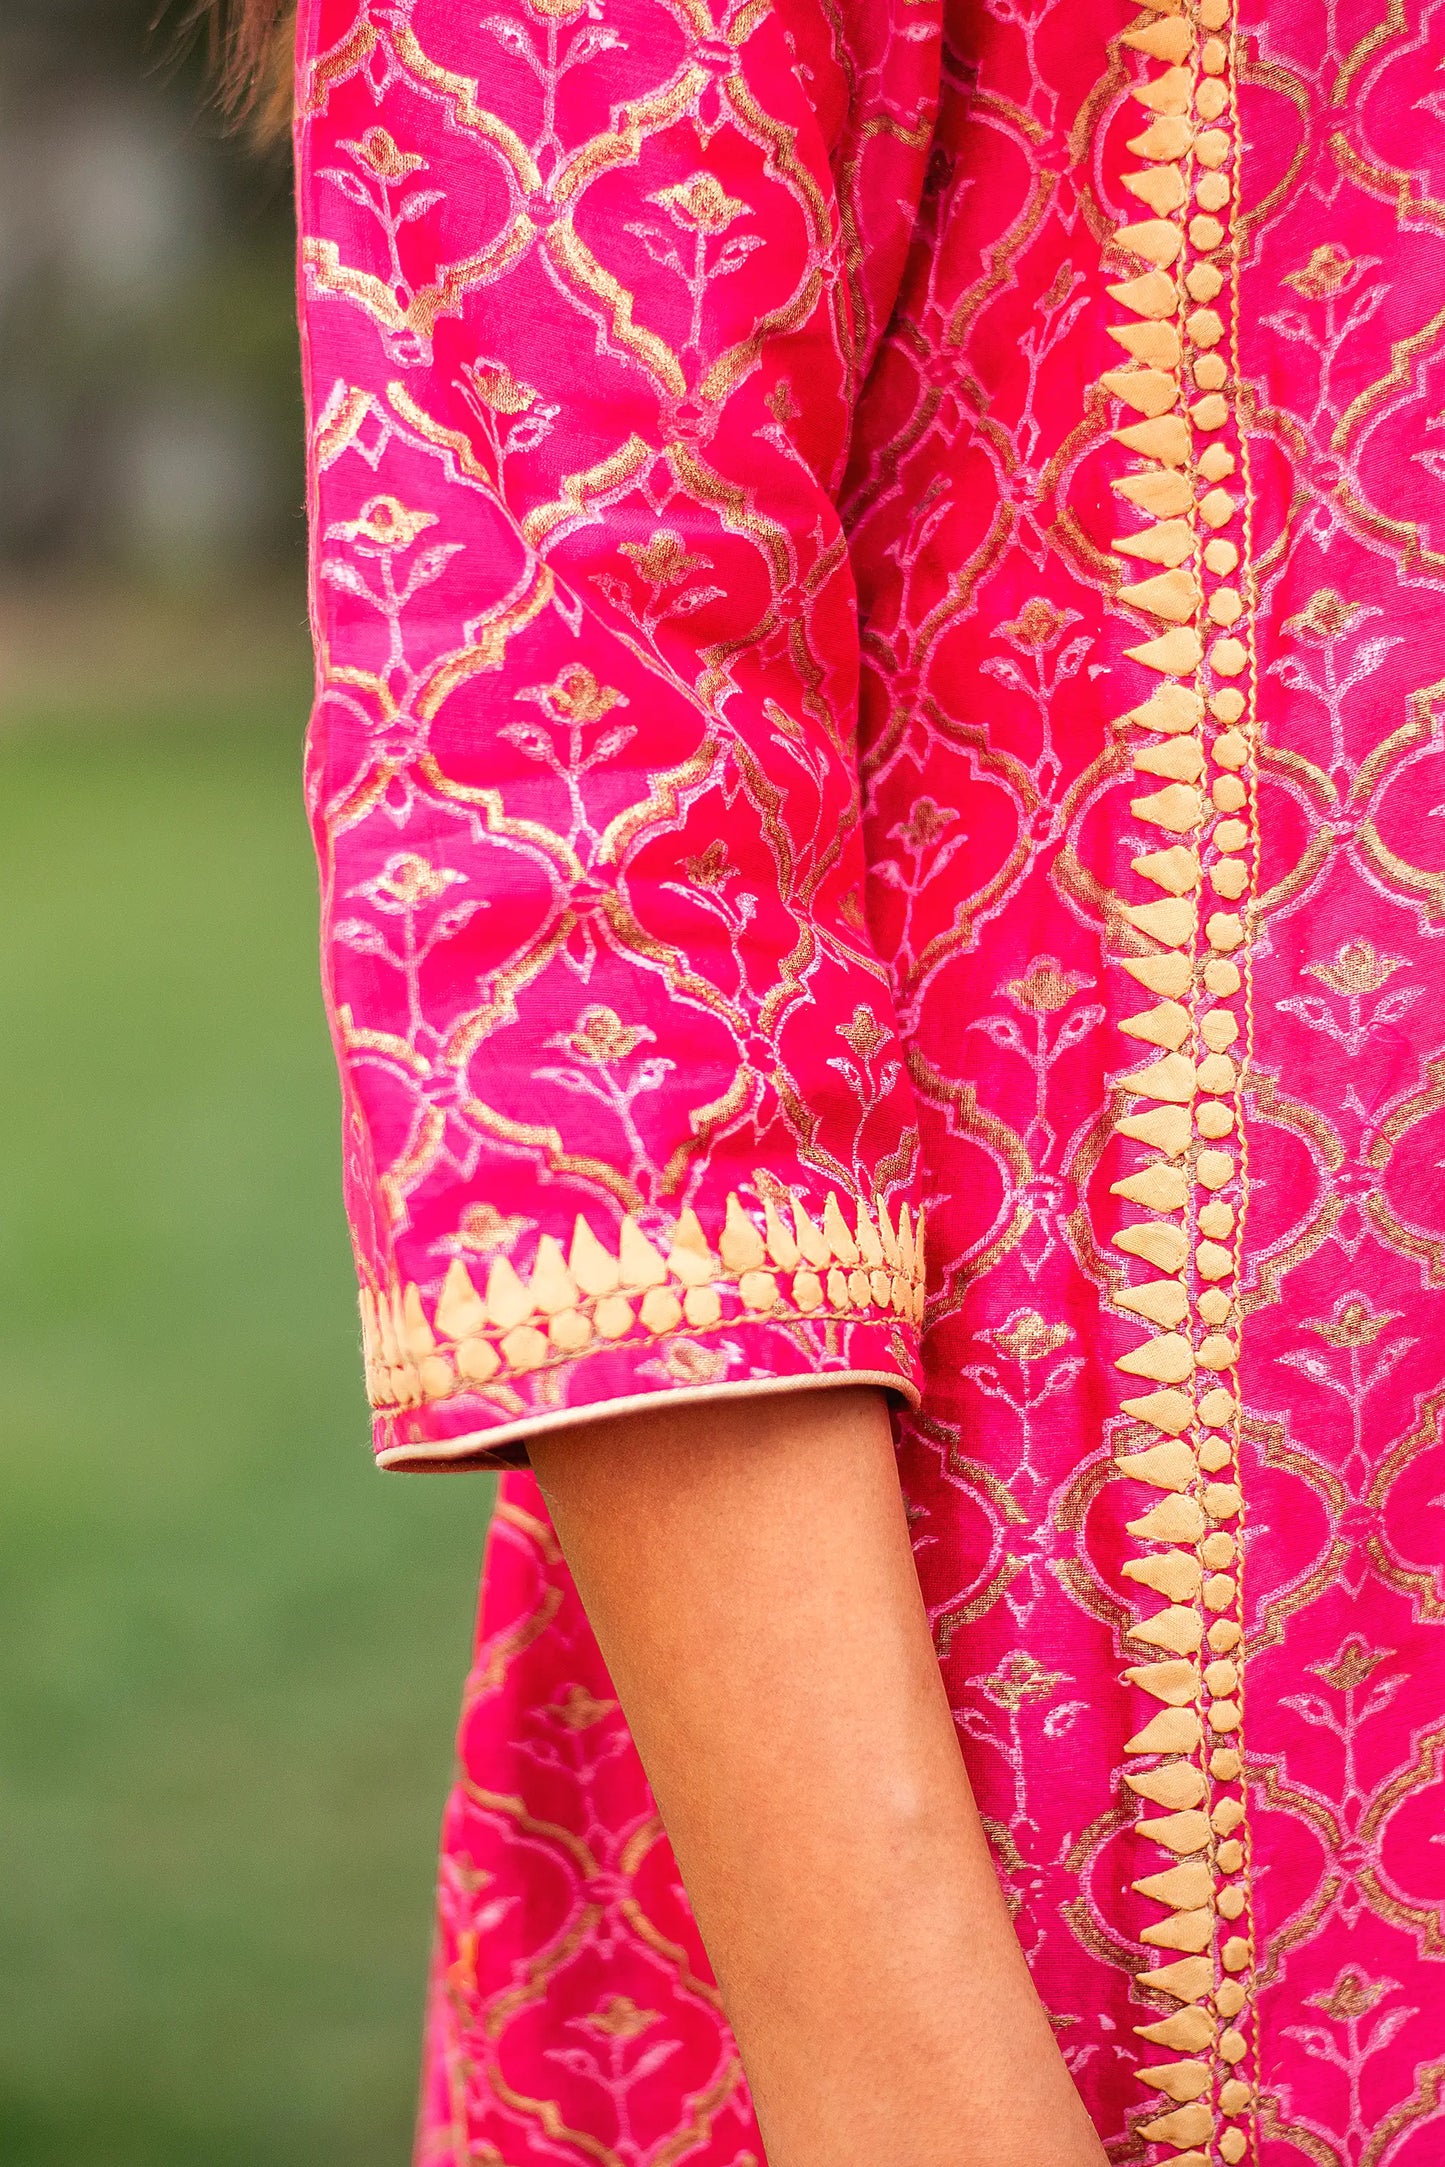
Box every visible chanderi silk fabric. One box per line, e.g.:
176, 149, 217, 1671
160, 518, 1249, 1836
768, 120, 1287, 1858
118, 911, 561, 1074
295, 0, 1445, 2156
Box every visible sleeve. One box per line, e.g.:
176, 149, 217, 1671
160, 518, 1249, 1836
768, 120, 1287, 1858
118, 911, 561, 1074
294, 0, 927, 1468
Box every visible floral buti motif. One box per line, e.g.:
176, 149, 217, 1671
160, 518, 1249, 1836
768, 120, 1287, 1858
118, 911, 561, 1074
331, 494, 437, 551
362, 1181, 927, 1411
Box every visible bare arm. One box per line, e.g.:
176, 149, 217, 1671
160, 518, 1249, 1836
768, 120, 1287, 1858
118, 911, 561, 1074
530, 1387, 1107, 2167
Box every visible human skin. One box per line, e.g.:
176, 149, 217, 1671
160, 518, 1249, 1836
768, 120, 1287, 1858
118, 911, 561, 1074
529, 1386, 1108, 2167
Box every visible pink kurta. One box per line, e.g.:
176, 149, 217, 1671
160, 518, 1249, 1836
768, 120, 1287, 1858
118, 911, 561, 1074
295, 0, 1445, 2157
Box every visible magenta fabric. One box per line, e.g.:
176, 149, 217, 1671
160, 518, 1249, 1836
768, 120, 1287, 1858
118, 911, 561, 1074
295, 0, 1445, 2157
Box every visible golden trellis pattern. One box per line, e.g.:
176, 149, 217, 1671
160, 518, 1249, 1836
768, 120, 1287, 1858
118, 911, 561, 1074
292, 0, 1445, 2158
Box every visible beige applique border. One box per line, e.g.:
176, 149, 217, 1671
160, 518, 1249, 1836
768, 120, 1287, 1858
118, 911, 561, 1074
362, 1182, 926, 1414
1100, 0, 1259, 2156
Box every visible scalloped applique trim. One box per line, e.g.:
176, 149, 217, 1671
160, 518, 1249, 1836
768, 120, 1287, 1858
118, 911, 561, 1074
361, 1182, 926, 1413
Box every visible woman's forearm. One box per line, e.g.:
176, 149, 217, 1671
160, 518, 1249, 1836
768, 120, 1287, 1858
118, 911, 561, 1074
529, 1386, 1106, 2167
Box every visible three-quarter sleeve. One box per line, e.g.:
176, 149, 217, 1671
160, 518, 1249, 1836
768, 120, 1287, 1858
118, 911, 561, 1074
294, 0, 930, 1466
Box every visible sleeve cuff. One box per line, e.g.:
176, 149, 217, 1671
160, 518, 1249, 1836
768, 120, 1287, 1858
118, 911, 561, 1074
362, 1186, 925, 1470
376, 1365, 920, 1471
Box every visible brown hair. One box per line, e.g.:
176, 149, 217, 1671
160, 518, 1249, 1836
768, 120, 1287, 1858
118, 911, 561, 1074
194, 0, 296, 138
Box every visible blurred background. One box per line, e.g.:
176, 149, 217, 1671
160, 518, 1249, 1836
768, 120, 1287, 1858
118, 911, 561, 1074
0, 7, 488, 2164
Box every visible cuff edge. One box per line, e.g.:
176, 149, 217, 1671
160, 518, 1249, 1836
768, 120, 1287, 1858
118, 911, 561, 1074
375, 1366, 920, 1473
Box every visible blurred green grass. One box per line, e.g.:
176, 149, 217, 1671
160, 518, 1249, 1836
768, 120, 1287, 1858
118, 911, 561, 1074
0, 696, 488, 2167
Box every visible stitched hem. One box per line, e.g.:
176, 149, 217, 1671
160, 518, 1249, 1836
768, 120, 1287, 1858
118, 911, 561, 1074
375, 1366, 919, 1472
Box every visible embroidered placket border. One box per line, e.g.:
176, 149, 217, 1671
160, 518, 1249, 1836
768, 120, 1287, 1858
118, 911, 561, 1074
1100, 0, 1260, 2158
